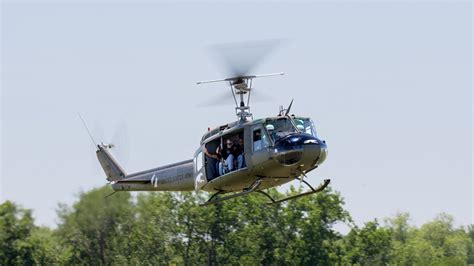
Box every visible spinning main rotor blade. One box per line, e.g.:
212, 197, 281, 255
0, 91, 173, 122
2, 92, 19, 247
196, 72, 284, 85
210, 39, 285, 77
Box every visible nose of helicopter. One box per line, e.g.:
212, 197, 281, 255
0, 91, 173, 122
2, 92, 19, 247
273, 133, 327, 167
318, 141, 328, 165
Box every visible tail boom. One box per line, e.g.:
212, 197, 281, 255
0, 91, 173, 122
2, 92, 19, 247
96, 144, 194, 191
111, 159, 194, 191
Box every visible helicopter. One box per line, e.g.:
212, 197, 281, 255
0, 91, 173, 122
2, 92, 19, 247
92, 42, 330, 206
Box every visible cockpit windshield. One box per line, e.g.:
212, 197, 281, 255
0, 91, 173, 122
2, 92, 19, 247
294, 117, 318, 137
264, 117, 298, 142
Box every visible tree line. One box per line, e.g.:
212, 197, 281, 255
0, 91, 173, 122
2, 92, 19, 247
1, 186, 473, 265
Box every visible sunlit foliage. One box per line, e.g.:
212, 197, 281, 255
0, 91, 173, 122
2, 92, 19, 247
1, 188, 472, 265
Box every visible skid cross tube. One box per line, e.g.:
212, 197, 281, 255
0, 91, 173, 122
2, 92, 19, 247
200, 179, 263, 206
258, 179, 331, 205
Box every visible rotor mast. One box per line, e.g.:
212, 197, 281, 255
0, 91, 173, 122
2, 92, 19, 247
197, 72, 284, 121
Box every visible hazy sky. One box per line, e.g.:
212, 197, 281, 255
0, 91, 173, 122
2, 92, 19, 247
1, 1, 472, 228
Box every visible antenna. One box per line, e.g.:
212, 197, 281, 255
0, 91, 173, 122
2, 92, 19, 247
78, 113, 98, 147
285, 99, 294, 116
278, 99, 294, 116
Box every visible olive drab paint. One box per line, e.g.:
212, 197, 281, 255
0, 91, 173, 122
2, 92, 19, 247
95, 72, 330, 205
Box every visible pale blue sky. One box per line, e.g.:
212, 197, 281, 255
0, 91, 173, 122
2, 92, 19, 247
1, 1, 472, 228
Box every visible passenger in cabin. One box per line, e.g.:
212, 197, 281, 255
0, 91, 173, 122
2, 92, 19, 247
218, 139, 235, 175
235, 138, 245, 169
237, 139, 247, 168
204, 143, 219, 180
253, 130, 263, 151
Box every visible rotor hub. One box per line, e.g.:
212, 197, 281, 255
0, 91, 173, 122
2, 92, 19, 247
197, 72, 284, 121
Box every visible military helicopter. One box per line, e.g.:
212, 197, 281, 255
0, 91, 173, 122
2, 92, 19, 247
92, 42, 330, 206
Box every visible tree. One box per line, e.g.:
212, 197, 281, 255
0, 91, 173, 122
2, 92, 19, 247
417, 213, 470, 265
385, 212, 418, 265
0, 201, 36, 265
466, 225, 474, 264
272, 186, 350, 265
344, 220, 392, 265
5, 185, 472, 265
386, 213, 472, 265
56, 186, 133, 265
27, 227, 69, 264
125, 192, 181, 264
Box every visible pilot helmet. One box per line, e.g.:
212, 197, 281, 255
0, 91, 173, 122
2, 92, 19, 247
266, 124, 275, 131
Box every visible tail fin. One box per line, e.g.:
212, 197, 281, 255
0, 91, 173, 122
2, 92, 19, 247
96, 144, 127, 182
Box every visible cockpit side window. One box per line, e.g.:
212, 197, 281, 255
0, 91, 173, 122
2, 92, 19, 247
194, 150, 203, 172
253, 127, 270, 152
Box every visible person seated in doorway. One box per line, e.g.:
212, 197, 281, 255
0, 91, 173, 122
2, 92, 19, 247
232, 138, 245, 169
218, 139, 235, 175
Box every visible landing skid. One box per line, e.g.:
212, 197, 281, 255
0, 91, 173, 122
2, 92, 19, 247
199, 178, 330, 206
199, 179, 262, 206
258, 179, 331, 204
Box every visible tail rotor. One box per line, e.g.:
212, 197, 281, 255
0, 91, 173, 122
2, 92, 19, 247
78, 114, 131, 172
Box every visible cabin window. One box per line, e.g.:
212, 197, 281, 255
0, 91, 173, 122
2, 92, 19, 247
253, 129, 269, 152
195, 150, 203, 172
253, 129, 262, 151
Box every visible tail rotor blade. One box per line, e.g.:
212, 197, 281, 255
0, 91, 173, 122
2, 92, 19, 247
90, 118, 130, 167
110, 120, 130, 167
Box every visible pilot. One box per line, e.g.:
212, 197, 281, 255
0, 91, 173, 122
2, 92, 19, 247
266, 124, 275, 140
295, 119, 305, 133
218, 139, 235, 175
